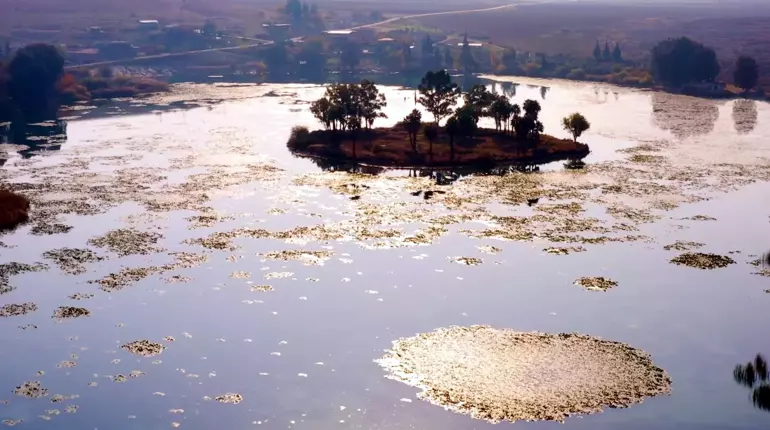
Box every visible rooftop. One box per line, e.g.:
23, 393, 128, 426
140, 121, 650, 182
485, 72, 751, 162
325, 30, 355, 35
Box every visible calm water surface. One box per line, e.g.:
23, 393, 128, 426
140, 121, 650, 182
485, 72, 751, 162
1, 78, 769, 429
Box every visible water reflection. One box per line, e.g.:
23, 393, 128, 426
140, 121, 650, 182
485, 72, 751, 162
734, 354, 770, 412
651, 92, 720, 139
0, 120, 68, 161
540, 86, 549, 100
308, 155, 549, 178
732, 100, 758, 135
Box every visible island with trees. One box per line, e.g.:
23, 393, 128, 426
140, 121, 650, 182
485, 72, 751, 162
288, 70, 590, 169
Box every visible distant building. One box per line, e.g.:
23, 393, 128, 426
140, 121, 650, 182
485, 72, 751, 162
95, 41, 138, 60
138, 20, 160, 30
262, 23, 291, 42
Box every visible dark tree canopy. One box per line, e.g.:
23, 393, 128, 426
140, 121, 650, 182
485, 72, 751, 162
6, 43, 65, 120
734, 55, 759, 92
418, 70, 459, 124
651, 37, 720, 87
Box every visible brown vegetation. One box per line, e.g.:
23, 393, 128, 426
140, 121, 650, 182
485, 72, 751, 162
0, 190, 31, 231
288, 125, 589, 168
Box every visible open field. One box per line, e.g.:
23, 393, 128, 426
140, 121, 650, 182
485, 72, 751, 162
406, 1, 770, 87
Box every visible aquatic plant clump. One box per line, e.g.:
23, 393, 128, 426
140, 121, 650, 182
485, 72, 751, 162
574, 277, 618, 291
670, 252, 736, 269
14, 381, 48, 399
376, 326, 671, 423
87, 228, 163, 257
121, 340, 166, 357
42, 248, 103, 275
214, 393, 243, 404
663, 241, 705, 251
0, 302, 38, 318
52, 306, 91, 319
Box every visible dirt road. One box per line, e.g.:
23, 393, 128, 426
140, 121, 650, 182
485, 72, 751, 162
347, 3, 517, 31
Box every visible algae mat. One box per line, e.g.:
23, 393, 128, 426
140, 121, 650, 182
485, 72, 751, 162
377, 325, 671, 423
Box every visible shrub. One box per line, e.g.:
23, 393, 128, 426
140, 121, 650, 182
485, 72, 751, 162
288, 126, 311, 149
567, 68, 586, 80
0, 190, 30, 231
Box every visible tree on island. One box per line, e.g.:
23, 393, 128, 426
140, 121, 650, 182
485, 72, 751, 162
6, 43, 65, 120
423, 123, 438, 158
453, 104, 478, 138
490, 95, 514, 133
734, 55, 759, 93
513, 99, 543, 142
445, 116, 459, 162
418, 70, 459, 124
310, 81, 387, 133
651, 37, 720, 87
464, 84, 495, 120
562, 112, 591, 142
602, 42, 611, 62
358, 80, 387, 129
403, 109, 422, 153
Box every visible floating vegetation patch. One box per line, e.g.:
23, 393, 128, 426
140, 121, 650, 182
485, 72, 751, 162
663, 241, 705, 251
90, 266, 164, 292
449, 257, 483, 266
30, 223, 73, 236
214, 393, 243, 404
0, 262, 48, 295
14, 381, 47, 399
42, 248, 103, 275
3, 419, 22, 426
534, 202, 584, 216
259, 250, 334, 265
0, 303, 37, 318
68, 293, 94, 300
670, 253, 735, 270
52, 306, 91, 320
544, 246, 586, 255
56, 361, 76, 369
87, 228, 163, 256
185, 212, 235, 229
250, 285, 274, 292
681, 215, 717, 221
165, 275, 192, 284
606, 205, 660, 223
230, 271, 250, 279
265, 272, 293, 280
574, 277, 618, 292
121, 340, 165, 357
629, 154, 667, 164
376, 326, 671, 423
476, 245, 502, 255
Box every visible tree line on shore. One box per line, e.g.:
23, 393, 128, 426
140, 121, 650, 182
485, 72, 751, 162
306, 70, 590, 159
0, 43, 169, 123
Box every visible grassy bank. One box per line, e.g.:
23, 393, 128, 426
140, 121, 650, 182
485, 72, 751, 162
288, 125, 589, 168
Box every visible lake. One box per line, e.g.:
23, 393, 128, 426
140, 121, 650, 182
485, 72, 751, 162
0, 76, 769, 429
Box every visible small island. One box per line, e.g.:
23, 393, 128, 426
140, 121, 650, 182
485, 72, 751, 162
288, 70, 590, 168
